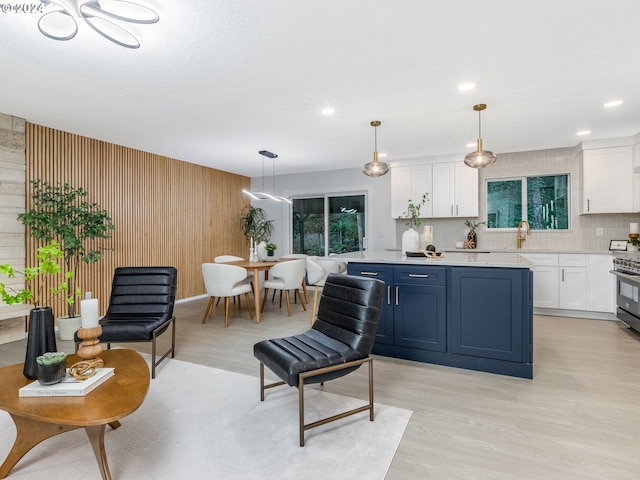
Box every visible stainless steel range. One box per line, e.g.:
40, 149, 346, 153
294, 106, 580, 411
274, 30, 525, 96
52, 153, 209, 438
611, 252, 640, 333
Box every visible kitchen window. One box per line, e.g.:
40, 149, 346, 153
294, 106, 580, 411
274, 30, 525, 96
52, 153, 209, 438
486, 174, 569, 230
291, 194, 366, 255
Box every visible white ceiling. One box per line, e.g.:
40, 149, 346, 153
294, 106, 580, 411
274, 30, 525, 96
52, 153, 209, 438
2, 0, 640, 177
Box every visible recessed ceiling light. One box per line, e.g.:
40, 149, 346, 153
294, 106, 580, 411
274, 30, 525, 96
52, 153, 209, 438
458, 83, 476, 91
577, 130, 591, 136
321, 108, 335, 115
378, 152, 387, 158
466, 143, 476, 148
604, 100, 623, 108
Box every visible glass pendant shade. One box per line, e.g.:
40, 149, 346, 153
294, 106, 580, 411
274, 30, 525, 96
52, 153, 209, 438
363, 151, 389, 177
464, 138, 497, 168
464, 104, 496, 169
363, 120, 389, 177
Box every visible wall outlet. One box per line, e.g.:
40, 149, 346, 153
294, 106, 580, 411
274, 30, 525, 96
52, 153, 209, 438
596, 227, 604, 237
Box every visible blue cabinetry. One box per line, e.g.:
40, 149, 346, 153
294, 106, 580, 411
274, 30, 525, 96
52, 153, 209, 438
347, 262, 533, 378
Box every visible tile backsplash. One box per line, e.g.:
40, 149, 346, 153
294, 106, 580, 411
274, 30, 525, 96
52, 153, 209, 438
395, 146, 640, 252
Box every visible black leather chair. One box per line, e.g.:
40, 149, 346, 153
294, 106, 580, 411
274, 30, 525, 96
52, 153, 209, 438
75, 266, 177, 379
254, 273, 385, 446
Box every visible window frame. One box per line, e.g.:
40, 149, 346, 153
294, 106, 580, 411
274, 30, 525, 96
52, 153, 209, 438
485, 173, 571, 231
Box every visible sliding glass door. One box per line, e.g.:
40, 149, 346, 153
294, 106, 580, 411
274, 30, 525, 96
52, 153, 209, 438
292, 194, 366, 256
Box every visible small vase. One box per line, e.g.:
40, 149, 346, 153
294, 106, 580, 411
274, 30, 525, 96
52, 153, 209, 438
466, 229, 478, 249
24, 307, 57, 379
402, 227, 421, 254
267, 250, 274, 257
37, 361, 67, 385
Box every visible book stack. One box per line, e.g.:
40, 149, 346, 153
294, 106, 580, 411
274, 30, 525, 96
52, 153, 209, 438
19, 368, 115, 397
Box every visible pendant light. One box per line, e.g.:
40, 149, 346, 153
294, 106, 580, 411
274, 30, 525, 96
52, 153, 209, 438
363, 120, 389, 177
464, 104, 497, 168
242, 151, 291, 203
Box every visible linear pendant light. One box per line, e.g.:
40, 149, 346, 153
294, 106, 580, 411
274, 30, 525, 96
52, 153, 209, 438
464, 104, 497, 168
242, 151, 291, 204
363, 120, 389, 177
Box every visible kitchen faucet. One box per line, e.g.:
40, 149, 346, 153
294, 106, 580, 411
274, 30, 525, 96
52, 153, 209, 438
516, 220, 530, 249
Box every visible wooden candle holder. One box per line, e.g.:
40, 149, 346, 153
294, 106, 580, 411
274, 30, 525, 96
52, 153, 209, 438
76, 325, 103, 361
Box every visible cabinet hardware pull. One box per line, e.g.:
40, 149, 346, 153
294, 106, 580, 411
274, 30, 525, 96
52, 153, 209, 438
360, 271, 379, 276
395, 286, 399, 306
587, 199, 590, 212
408, 274, 429, 278
387, 286, 391, 305
562, 268, 565, 282
451, 205, 453, 216
456, 204, 459, 216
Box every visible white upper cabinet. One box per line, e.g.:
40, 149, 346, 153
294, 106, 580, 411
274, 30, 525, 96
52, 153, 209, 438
432, 162, 478, 217
390, 164, 432, 219
582, 143, 638, 214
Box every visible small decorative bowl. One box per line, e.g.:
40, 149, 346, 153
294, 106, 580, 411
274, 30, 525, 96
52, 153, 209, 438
37, 361, 67, 385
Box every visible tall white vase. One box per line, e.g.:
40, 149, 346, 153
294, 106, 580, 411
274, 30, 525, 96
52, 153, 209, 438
402, 228, 420, 253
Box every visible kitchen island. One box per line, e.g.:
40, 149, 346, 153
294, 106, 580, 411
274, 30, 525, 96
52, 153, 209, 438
340, 251, 533, 379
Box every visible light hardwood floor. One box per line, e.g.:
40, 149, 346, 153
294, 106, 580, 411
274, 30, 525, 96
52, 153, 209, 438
2, 298, 639, 479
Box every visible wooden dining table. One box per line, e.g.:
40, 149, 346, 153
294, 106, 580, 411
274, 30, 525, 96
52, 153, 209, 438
226, 259, 278, 323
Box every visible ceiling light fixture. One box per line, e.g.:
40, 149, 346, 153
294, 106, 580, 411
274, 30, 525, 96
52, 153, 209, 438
604, 100, 623, 108
458, 83, 476, 91
242, 151, 292, 204
464, 104, 497, 169
363, 120, 389, 177
321, 108, 335, 115
576, 130, 591, 136
37, 0, 159, 49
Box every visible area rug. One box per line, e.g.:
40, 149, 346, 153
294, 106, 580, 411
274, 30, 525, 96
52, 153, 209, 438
0, 358, 412, 479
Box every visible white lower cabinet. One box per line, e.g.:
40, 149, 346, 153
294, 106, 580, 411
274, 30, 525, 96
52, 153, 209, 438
522, 253, 611, 315
587, 254, 616, 313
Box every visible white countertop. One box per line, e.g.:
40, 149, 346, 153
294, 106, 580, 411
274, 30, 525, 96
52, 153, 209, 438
338, 250, 532, 269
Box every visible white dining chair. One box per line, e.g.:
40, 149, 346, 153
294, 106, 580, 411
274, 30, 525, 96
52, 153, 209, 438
201, 263, 254, 328
306, 256, 347, 325
279, 254, 309, 303
261, 259, 307, 316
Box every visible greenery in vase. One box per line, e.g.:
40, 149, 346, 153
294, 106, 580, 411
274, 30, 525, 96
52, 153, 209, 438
398, 193, 429, 229
240, 205, 274, 244
36, 352, 67, 366
18, 180, 115, 318
265, 243, 277, 252
0, 241, 74, 308
464, 219, 486, 232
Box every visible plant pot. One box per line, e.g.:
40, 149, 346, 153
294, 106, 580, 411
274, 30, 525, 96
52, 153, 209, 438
37, 360, 67, 385
24, 307, 57, 379
267, 250, 275, 257
57, 315, 82, 341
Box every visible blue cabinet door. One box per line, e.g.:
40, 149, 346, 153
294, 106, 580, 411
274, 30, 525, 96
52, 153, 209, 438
347, 263, 394, 344
450, 267, 531, 362
394, 283, 447, 351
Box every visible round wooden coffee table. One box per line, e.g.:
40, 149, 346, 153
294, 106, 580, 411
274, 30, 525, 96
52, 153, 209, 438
0, 349, 150, 479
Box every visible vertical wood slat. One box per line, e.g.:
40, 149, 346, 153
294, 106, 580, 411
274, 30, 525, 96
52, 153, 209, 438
25, 123, 250, 317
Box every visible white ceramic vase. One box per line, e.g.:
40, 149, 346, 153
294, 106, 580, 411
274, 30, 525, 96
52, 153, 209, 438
402, 228, 420, 254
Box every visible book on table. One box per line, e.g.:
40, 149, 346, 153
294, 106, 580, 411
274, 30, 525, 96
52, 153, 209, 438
19, 368, 115, 397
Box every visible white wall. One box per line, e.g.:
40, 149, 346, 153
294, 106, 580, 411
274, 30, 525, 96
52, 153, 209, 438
251, 167, 394, 254
260, 145, 640, 254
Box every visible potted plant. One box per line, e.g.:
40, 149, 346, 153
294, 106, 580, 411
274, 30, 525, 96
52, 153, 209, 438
398, 193, 429, 253
265, 243, 277, 256
36, 351, 67, 385
240, 205, 274, 245
17, 180, 115, 334
0, 241, 73, 378
464, 219, 487, 249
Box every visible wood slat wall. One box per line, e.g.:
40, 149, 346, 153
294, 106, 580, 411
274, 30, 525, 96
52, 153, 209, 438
25, 123, 250, 316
